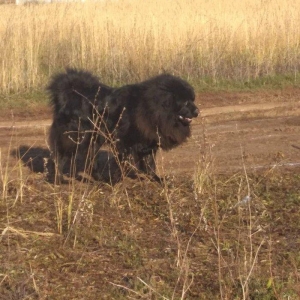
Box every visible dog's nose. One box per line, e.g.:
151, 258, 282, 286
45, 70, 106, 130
193, 108, 199, 117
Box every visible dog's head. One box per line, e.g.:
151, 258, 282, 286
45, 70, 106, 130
157, 74, 199, 127
138, 74, 199, 150
176, 99, 199, 126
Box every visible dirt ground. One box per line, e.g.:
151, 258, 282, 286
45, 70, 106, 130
1, 88, 300, 299
1, 87, 300, 179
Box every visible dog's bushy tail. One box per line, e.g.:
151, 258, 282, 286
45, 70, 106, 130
47, 68, 111, 115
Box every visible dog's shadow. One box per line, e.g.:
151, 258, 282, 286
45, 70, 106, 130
11, 145, 122, 185
11, 145, 51, 174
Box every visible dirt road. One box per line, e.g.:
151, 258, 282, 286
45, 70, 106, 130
1, 88, 300, 178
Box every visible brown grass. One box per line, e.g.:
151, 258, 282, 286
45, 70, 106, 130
1, 118, 300, 299
1, 152, 300, 299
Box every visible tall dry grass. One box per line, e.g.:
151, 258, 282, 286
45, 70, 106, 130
0, 0, 300, 94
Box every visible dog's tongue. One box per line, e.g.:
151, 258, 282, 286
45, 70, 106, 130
179, 115, 192, 123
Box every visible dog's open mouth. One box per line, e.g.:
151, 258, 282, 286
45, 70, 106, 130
178, 115, 192, 125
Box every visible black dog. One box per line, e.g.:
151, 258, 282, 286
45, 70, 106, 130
47, 69, 117, 182
107, 74, 199, 181
47, 69, 198, 183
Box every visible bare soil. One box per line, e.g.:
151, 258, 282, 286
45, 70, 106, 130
1, 87, 300, 177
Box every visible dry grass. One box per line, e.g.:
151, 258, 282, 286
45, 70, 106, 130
1, 0, 300, 94
1, 144, 300, 299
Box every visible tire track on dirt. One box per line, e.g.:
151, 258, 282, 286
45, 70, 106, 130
1, 99, 300, 176
0, 101, 299, 129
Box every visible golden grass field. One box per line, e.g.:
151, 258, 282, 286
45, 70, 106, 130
0, 0, 300, 94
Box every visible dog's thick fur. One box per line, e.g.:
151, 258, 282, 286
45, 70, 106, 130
47, 69, 198, 183
109, 74, 199, 180
47, 69, 117, 182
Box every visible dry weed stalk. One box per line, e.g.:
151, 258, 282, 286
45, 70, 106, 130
48, 92, 137, 244
158, 145, 194, 299
212, 128, 266, 299
0, 135, 28, 205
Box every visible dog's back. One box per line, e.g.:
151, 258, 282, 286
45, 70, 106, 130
47, 68, 113, 117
